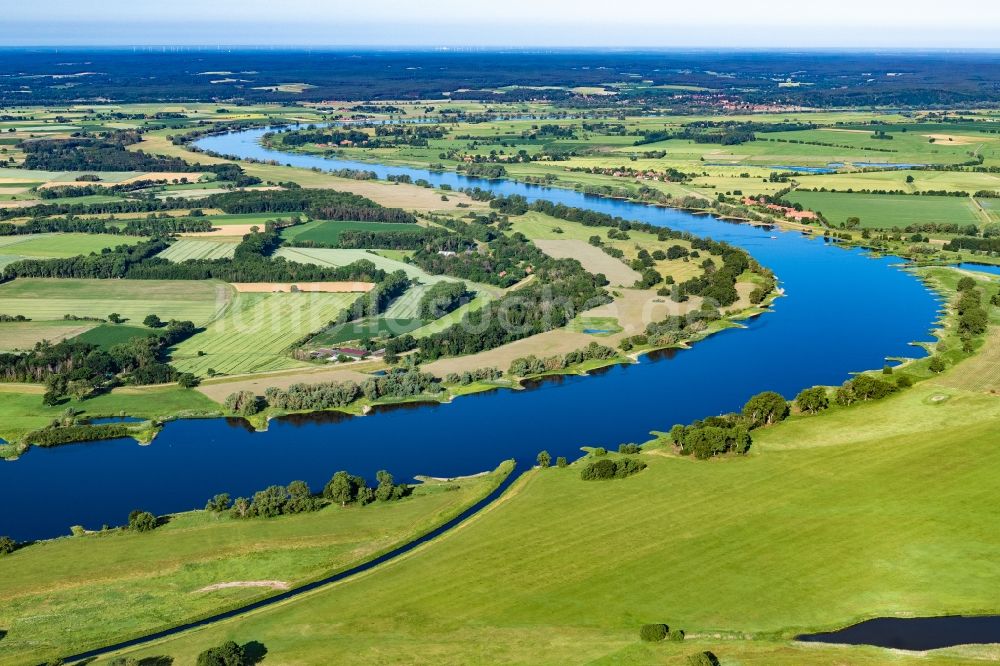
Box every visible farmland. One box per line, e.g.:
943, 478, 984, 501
0, 233, 145, 258
784, 191, 983, 229
0, 278, 227, 327
156, 238, 236, 262
169, 291, 362, 376
100, 374, 1000, 666
0, 463, 511, 665
281, 219, 424, 245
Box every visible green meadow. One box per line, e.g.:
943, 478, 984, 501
784, 191, 982, 229
100, 380, 1000, 665
280, 219, 424, 245
0, 464, 512, 665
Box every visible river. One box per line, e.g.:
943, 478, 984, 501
0, 127, 941, 542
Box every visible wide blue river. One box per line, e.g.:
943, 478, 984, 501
0, 128, 941, 542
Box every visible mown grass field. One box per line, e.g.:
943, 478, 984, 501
784, 191, 982, 229
382, 283, 429, 319
275, 246, 446, 282
170, 291, 360, 376
0, 278, 228, 326
104, 372, 1000, 665
0, 320, 96, 351
0, 464, 511, 665
72, 323, 157, 350
280, 219, 423, 245
309, 317, 424, 346
156, 238, 236, 262
0, 384, 219, 445
0, 232, 144, 258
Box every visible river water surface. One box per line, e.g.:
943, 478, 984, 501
0, 128, 941, 542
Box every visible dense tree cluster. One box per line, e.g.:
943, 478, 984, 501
580, 456, 647, 480
418, 280, 470, 319
360, 367, 442, 400
203, 188, 416, 223
667, 390, 793, 459
443, 367, 503, 385
508, 342, 618, 376
833, 374, 898, 406
323, 469, 410, 506
20, 132, 191, 172
955, 277, 989, 339
0, 319, 197, 401
225, 480, 322, 519
264, 380, 361, 411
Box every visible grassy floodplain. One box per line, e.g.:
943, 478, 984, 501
784, 191, 983, 229
98, 372, 1000, 665
0, 463, 512, 665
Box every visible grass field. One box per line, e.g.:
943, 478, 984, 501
72, 323, 157, 350
309, 317, 425, 346
0, 384, 219, 444
156, 238, 236, 262
0, 232, 144, 258
275, 246, 446, 282
170, 291, 360, 376
0, 320, 96, 351
785, 191, 983, 229
382, 283, 430, 319
0, 278, 228, 326
0, 464, 512, 665
101, 363, 1000, 665
280, 219, 423, 245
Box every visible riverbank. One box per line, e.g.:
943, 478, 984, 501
0, 461, 513, 665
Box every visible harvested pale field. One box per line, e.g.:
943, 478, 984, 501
819, 128, 871, 134
181, 224, 258, 238
586, 288, 701, 337
276, 246, 448, 282
230, 282, 375, 293
0, 321, 96, 351
156, 238, 236, 262
423, 327, 600, 378
534, 239, 641, 286
933, 326, 1000, 394
35, 172, 207, 188
197, 367, 373, 402
922, 134, 989, 146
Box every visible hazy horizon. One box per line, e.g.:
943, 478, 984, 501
5, 0, 1000, 49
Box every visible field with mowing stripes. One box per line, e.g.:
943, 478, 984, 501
0, 233, 144, 259
170, 291, 361, 376
784, 191, 983, 229
382, 283, 430, 319
0, 320, 96, 351
276, 246, 447, 282
156, 238, 236, 262
0, 278, 228, 326
281, 219, 422, 245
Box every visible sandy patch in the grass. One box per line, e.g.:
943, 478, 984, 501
196, 580, 290, 593
197, 367, 373, 402
230, 281, 374, 293
922, 134, 988, 146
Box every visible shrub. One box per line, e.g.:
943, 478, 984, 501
537, 450, 551, 468
668, 628, 686, 641
639, 623, 668, 642
896, 375, 913, 388
556, 456, 568, 468
0, 535, 16, 555
794, 386, 829, 414
128, 510, 157, 532
619, 443, 642, 454
741, 390, 789, 428
580, 457, 646, 480
686, 652, 720, 666
929, 356, 946, 373
196, 640, 248, 666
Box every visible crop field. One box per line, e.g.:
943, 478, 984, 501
275, 246, 450, 282
0, 320, 96, 351
72, 324, 157, 350
534, 239, 641, 286
309, 317, 425, 346
795, 169, 1000, 195
170, 291, 361, 376
281, 219, 422, 245
156, 238, 236, 262
0, 464, 510, 665
0, 278, 228, 325
107, 382, 1000, 665
0, 232, 144, 259
784, 191, 982, 229
382, 283, 430, 319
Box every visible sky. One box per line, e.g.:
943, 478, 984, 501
5, 0, 1000, 48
